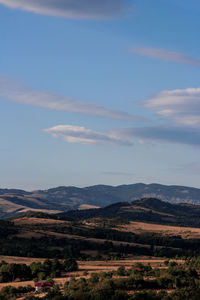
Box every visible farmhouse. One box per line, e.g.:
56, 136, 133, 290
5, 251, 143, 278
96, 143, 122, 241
35, 280, 52, 293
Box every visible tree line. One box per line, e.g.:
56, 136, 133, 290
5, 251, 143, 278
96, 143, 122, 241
0, 258, 78, 283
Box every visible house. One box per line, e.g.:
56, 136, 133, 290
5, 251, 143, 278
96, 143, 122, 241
35, 281, 52, 293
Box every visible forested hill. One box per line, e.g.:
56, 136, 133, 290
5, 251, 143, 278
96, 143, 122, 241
59, 198, 200, 228
1, 183, 200, 218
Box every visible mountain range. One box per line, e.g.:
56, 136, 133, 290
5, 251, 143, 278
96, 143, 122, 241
1, 183, 200, 219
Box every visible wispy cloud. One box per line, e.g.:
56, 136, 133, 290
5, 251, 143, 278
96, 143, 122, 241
144, 88, 200, 126
113, 85, 200, 147
130, 47, 200, 66
43, 125, 132, 146
0, 75, 141, 121
119, 126, 200, 147
44, 124, 200, 148
0, 0, 130, 19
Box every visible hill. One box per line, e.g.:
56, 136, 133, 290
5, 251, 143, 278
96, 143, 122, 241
1, 183, 200, 218
60, 198, 200, 228
1, 198, 200, 260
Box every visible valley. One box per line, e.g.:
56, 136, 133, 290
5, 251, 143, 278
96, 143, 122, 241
1, 197, 200, 299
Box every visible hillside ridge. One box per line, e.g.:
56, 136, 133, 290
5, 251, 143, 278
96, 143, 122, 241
1, 183, 200, 218
58, 198, 200, 228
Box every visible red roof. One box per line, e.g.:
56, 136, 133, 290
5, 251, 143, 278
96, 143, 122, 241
35, 282, 52, 287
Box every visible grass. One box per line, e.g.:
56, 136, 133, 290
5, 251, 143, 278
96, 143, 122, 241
117, 221, 200, 239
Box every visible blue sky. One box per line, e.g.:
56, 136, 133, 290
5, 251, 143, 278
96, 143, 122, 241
1, 0, 200, 190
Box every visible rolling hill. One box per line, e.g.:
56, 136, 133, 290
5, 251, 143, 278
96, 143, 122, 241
1, 197, 200, 259
59, 198, 200, 227
1, 183, 200, 218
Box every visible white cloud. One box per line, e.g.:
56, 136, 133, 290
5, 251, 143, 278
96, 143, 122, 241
130, 47, 200, 66
0, 0, 130, 19
43, 125, 132, 146
44, 124, 200, 148
0, 75, 141, 121
144, 88, 200, 126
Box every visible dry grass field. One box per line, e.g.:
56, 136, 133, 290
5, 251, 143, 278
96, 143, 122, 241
0, 256, 183, 291
0, 256, 173, 269
117, 221, 200, 239
13, 217, 68, 226
13, 216, 200, 240
0, 256, 184, 300
0, 255, 44, 265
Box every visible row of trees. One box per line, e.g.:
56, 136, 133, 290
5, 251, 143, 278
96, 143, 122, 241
0, 258, 78, 283
2, 233, 198, 260
0, 285, 34, 300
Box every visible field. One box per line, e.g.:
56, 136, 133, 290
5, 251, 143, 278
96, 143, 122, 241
0, 256, 182, 291
14, 216, 200, 240
117, 221, 200, 239
13, 217, 67, 226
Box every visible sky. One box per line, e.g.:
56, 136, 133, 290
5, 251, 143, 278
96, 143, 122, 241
1, 0, 200, 190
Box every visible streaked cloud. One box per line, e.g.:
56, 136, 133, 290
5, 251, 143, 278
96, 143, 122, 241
43, 125, 132, 146
0, 75, 141, 121
44, 124, 200, 148
119, 126, 200, 147
144, 88, 200, 126
0, 0, 130, 19
130, 47, 200, 66
115, 85, 200, 147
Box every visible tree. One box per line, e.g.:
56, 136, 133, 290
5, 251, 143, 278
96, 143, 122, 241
63, 258, 78, 272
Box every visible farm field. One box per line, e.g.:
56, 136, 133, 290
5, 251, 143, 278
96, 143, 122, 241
0, 256, 193, 300
0, 257, 183, 290
0, 256, 178, 268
